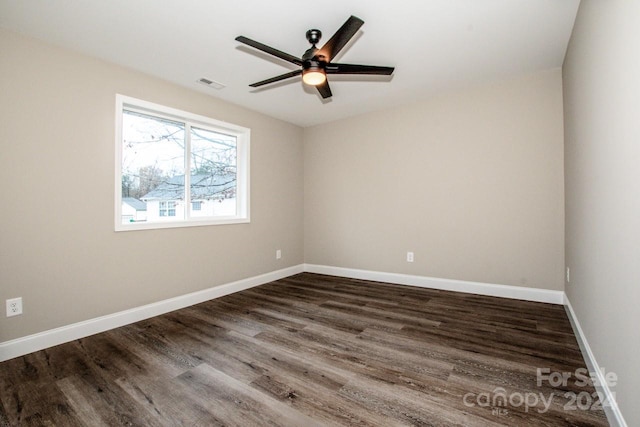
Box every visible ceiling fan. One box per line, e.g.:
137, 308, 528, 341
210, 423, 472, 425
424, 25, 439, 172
235, 15, 395, 99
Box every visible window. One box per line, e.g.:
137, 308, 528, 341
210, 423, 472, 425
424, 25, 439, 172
159, 201, 176, 217
115, 95, 250, 231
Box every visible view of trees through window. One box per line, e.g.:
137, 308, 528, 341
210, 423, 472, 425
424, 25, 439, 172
121, 109, 237, 224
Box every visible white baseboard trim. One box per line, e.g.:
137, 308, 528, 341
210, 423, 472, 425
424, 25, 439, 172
304, 264, 565, 304
0, 264, 304, 362
564, 296, 627, 427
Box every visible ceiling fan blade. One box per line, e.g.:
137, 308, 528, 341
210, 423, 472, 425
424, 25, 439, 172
326, 63, 395, 75
249, 70, 302, 87
316, 15, 364, 62
235, 36, 303, 66
316, 80, 332, 99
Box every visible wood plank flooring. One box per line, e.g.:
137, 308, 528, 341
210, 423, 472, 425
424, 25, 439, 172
0, 273, 609, 426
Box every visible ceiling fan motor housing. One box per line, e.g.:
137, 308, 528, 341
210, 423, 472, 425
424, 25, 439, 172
303, 59, 326, 71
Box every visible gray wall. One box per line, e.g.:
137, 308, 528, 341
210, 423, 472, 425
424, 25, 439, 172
0, 30, 304, 342
305, 70, 565, 291
563, 1, 640, 425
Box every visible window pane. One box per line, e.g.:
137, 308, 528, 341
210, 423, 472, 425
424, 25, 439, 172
190, 126, 237, 217
121, 110, 185, 223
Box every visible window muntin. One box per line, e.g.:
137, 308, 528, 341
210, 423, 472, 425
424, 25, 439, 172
115, 95, 250, 231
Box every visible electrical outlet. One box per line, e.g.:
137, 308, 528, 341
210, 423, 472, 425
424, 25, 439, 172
407, 252, 414, 263
566, 267, 570, 283
6, 297, 22, 317
276, 249, 282, 260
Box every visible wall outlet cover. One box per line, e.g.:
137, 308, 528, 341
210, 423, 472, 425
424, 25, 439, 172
6, 297, 23, 317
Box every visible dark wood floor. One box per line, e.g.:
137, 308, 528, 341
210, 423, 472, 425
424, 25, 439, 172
0, 273, 609, 426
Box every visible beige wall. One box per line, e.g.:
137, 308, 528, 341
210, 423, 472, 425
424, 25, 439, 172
563, 1, 640, 425
0, 30, 304, 342
0, 29, 566, 345
305, 70, 565, 290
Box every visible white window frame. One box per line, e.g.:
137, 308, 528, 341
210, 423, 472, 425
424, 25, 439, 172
115, 94, 250, 231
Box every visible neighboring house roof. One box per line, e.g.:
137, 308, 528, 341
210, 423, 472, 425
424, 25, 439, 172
141, 174, 236, 201
122, 197, 147, 211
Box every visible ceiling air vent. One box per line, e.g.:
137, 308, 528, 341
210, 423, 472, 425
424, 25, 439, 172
197, 78, 226, 90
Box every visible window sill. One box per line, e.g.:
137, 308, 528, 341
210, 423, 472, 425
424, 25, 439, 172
115, 217, 250, 232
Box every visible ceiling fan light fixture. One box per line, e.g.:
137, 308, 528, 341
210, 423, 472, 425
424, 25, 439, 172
302, 68, 326, 86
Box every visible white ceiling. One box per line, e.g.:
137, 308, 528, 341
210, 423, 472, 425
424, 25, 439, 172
0, 0, 580, 127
